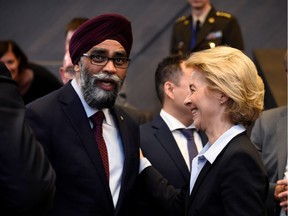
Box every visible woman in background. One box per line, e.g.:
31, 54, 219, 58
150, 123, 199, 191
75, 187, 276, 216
0, 40, 62, 104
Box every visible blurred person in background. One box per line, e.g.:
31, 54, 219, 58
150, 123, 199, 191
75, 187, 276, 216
170, 0, 244, 56
0, 40, 62, 104
59, 17, 88, 84
0, 61, 56, 215
250, 50, 288, 216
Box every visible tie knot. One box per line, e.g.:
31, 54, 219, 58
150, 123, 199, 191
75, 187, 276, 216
195, 20, 201, 32
91, 111, 105, 126
179, 128, 194, 140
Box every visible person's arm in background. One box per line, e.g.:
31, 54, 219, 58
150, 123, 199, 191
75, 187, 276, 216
250, 116, 277, 215
0, 61, 55, 215
275, 178, 288, 213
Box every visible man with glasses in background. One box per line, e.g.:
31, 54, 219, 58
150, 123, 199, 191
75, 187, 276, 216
26, 14, 140, 216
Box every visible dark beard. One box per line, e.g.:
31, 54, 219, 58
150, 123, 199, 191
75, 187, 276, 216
80, 66, 123, 109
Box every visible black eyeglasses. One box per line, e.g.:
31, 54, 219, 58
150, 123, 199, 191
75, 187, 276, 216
82, 53, 130, 69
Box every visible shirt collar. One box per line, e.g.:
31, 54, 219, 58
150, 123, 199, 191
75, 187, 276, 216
198, 124, 246, 164
160, 109, 195, 131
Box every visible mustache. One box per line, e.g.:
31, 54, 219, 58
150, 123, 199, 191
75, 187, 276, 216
92, 72, 122, 83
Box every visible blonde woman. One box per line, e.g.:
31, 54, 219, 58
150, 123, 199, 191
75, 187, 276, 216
139, 46, 268, 216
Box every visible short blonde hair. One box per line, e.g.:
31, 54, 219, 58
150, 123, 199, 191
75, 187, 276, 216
186, 46, 265, 126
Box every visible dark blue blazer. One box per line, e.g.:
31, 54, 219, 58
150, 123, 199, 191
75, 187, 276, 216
26, 82, 139, 216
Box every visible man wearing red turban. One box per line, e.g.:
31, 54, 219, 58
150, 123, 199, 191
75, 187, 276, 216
26, 13, 139, 216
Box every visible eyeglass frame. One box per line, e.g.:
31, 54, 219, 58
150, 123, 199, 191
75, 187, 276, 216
82, 53, 131, 69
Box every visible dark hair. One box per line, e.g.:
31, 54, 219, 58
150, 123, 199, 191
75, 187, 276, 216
0, 40, 28, 75
65, 17, 89, 36
155, 54, 186, 105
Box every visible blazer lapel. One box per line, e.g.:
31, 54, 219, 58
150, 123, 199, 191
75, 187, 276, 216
187, 161, 212, 208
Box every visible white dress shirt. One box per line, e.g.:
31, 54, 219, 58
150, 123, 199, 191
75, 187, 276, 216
160, 109, 203, 170
71, 79, 124, 207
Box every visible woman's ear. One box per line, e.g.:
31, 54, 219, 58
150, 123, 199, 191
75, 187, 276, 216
219, 93, 229, 104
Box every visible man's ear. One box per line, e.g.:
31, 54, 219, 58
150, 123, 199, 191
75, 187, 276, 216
164, 81, 175, 99
59, 67, 65, 82
74, 64, 80, 72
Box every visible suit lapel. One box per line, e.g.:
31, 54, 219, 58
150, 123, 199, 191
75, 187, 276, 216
187, 161, 211, 208
58, 83, 111, 193
153, 115, 190, 180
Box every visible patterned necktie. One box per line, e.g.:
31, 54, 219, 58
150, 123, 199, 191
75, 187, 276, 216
90, 111, 109, 181
179, 128, 198, 167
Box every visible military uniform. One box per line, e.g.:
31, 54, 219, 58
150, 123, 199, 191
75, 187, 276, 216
170, 7, 244, 56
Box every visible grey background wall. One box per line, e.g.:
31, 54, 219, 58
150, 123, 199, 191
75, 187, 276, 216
0, 0, 286, 114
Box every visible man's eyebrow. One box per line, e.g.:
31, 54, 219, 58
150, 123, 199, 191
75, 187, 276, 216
89, 49, 127, 57
113, 50, 126, 56
90, 49, 107, 55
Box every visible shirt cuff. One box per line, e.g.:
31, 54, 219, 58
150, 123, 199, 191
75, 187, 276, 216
139, 157, 152, 174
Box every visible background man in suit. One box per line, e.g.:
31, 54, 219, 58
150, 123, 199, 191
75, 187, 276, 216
170, 0, 244, 56
251, 106, 287, 216
139, 54, 207, 215
26, 14, 139, 216
250, 51, 288, 216
0, 62, 55, 215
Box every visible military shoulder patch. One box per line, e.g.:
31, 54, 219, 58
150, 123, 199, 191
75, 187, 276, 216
216, 11, 232, 19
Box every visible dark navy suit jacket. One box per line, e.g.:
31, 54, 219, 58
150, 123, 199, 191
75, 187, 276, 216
26, 82, 139, 216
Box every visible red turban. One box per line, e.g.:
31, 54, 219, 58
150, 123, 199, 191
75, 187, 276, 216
69, 13, 133, 65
